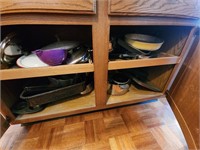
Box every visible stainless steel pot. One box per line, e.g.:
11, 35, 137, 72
108, 73, 131, 96
0, 33, 23, 67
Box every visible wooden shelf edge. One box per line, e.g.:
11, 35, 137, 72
0, 0, 96, 15
13, 91, 96, 124
0, 63, 94, 80
107, 92, 164, 105
106, 94, 165, 108
13, 106, 96, 124
108, 56, 179, 70
110, 16, 199, 26
13, 94, 165, 125
0, 10, 96, 15
109, 12, 199, 20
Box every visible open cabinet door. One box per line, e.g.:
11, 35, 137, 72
166, 29, 199, 149
0, 115, 10, 138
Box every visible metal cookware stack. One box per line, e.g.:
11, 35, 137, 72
0, 33, 92, 68
109, 33, 164, 60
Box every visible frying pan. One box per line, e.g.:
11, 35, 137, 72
131, 76, 161, 92
125, 34, 164, 51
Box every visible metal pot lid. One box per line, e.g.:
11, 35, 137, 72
4, 45, 22, 56
41, 41, 80, 51
0, 33, 23, 65
66, 47, 88, 64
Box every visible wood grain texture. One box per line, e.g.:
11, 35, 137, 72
0, 13, 96, 26
0, 98, 188, 150
110, 16, 199, 26
109, 0, 200, 18
108, 56, 179, 70
107, 85, 163, 105
0, 0, 198, 134
92, 0, 110, 107
164, 27, 197, 91
1, 13, 199, 27
0, 63, 94, 80
14, 91, 96, 124
0, 80, 23, 122
146, 65, 174, 91
0, 115, 9, 137
0, 0, 96, 14
158, 27, 191, 56
167, 37, 199, 149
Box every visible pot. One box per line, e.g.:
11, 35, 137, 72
0, 33, 23, 66
108, 73, 131, 96
66, 46, 89, 64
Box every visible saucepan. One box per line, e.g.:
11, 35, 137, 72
108, 72, 131, 96
0, 33, 23, 67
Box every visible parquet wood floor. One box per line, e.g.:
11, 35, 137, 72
0, 98, 188, 150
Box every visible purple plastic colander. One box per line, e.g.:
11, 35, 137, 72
33, 49, 67, 66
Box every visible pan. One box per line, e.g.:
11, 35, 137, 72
125, 34, 164, 51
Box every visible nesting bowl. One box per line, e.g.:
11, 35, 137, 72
32, 41, 80, 66
33, 49, 67, 66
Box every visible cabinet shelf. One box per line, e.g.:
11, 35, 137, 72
14, 91, 96, 124
107, 85, 164, 106
108, 56, 179, 70
0, 63, 94, 80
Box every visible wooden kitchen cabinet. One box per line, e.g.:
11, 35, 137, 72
0, 0, 96, 14
109, 0, 200, 18
0, 0, 199, 148
166, 33, 199, 149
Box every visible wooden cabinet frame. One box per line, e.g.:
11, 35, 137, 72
0, 2, 199, 148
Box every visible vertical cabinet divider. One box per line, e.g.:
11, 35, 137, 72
92, 0, 110, 107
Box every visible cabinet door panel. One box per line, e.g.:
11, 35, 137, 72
109, 0, 200, 18
0, 115, 9, 138
166, 32, 199, 149
0, 0, 96, 14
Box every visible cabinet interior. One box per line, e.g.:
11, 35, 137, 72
1, 25, 93, 68
107, 65, 174, 105
1, 73, 95, 123
1, 25, 92, 46
0, 25, 94, 80
109, 26, 192, 57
